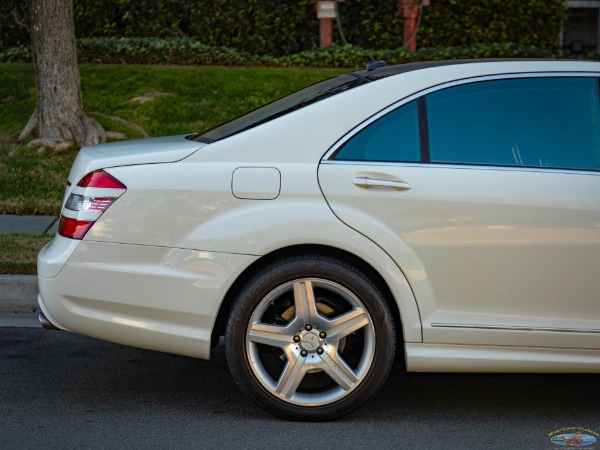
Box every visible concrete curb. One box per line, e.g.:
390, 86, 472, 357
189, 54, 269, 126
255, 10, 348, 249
0, 275, 40, 313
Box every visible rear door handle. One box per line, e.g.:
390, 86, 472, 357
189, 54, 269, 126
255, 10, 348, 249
352, 177, 411, 191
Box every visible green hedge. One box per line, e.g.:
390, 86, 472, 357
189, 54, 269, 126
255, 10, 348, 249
1, 0, 567, 56
0, 38, 557, 68
419, 0, 567, 50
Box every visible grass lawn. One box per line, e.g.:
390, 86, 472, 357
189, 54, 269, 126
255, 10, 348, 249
0, 233, 52, 274
0, 63, 344, 273
0, 64, 344, 215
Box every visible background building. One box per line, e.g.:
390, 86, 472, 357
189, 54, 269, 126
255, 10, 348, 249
565, 0, 600, 55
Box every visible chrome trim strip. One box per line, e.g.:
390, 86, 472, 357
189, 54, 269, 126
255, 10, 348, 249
321, 71, 600, 162
319, 160, 600, 176
431, 323, 600, 334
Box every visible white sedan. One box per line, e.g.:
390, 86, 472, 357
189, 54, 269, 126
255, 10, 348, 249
38, 60, 600, 420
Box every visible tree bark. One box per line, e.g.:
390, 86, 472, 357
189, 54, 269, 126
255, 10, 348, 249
21, 0, 105, 149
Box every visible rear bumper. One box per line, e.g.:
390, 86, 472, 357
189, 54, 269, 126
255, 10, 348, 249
37, 235, 80, 279
37, 239, 258, 359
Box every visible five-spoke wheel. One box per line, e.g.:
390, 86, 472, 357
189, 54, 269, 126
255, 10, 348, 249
225, 256, 395, 420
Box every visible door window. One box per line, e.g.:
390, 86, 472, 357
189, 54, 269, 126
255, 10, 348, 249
426, 77, 600, 171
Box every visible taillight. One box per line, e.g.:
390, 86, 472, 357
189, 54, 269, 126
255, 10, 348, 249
58, 217, 94, 240
77, 170, 126, 189
59, 169, 126, 240
65, 195, 116, 212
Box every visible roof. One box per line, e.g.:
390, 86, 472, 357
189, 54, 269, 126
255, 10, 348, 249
351, 59, 596, 81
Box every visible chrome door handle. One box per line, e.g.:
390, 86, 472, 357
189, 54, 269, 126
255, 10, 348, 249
352, 177, 411, 191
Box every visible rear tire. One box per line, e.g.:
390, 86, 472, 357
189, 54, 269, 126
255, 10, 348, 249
225, 255, 395, 421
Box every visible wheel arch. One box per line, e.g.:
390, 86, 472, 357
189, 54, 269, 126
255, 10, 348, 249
211, 244, 406, 360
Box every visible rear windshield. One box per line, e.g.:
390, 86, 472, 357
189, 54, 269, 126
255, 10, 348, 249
190, 74, 368, 143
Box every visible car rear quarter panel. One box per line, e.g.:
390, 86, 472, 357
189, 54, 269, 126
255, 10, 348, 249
88, 159, 423, 343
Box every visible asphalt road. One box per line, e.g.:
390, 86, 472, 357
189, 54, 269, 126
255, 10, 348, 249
1, 327, 599, 449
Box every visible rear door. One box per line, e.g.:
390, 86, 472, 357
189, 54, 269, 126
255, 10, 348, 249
319, 74, 600, 349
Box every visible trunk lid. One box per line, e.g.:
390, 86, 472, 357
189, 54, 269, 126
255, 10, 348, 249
67, 135, 206, 184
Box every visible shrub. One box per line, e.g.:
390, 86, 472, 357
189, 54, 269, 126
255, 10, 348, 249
0, 38, 556, 68
0, 0, 567, 56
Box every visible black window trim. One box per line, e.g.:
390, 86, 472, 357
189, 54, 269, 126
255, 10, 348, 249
417, 96, 430, 164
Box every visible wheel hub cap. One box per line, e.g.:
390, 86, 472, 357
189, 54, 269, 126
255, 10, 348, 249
299, 330, 320, 351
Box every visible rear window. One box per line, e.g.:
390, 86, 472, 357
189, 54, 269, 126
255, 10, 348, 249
333, 100, 420, 162
191, 75, 368, 143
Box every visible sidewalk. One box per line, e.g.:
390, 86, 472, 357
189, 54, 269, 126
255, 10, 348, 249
0, 274, 41, 327
0, 214, 58, 327
0, 214, 59, 235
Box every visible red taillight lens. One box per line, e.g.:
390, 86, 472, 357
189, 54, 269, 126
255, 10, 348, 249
77, 170, 126, 189
60, 170, 126, 240
58, 216, 94, 240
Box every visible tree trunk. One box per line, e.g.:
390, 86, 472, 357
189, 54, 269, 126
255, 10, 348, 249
19, 0, 105, 149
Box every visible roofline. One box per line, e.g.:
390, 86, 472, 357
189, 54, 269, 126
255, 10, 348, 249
351, 58, 600, 80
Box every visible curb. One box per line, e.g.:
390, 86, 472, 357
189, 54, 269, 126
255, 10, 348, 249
0, 275, 40, 313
